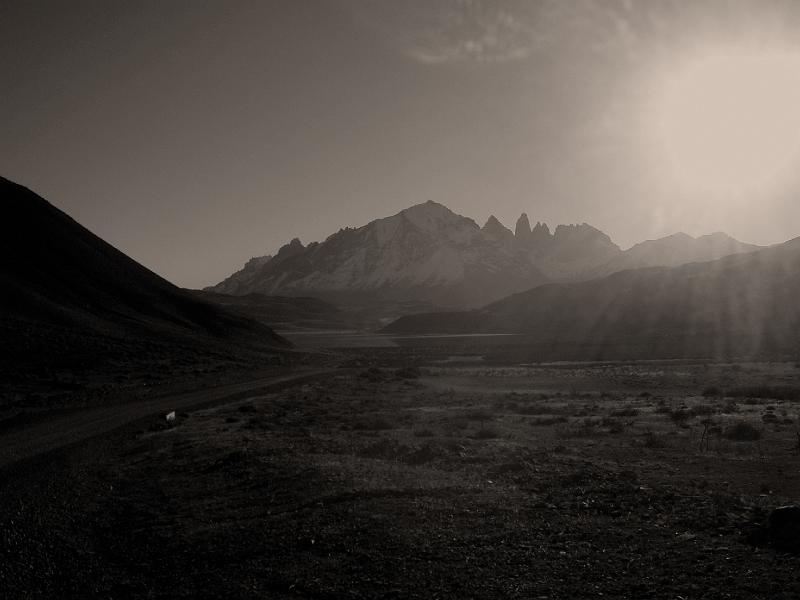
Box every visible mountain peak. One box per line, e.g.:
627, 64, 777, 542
273, 238, 305, 263
281, 237, 303, 250
401, 199, 450, 214
515, 213, 532, 239
396, 200, 478, 235
531, 221, 551, 242
482, 215, 513, 243
400, 200, 457, 220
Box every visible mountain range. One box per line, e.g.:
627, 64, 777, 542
211, 201, 760, 310
2, 173, 794, 366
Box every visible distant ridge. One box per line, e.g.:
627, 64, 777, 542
193, 290, 348, 330
383, 238, 800, 361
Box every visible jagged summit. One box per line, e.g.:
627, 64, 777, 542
280, 237, 304, 251
532, 221, 550, 233
514, 214, 558, 250
272, 237, 305, 264
514, 213, 532, 240
531, 221, 551, 245
211, 200, 547, 306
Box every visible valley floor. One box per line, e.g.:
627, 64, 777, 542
2, 359, 800, 598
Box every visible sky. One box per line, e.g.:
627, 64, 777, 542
3, 0, 800, 288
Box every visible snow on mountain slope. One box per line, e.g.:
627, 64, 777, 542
212, 201, 548, 307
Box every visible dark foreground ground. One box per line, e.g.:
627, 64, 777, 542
2, 358, 800, 598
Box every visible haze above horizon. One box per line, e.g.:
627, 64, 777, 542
4, 0, 800, 288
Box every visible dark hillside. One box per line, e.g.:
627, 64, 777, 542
0, 177, 289, 382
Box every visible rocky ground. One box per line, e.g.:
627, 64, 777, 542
2, 360, 800, 598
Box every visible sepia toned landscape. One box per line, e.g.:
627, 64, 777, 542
3, 1, 800, 598
4, 355, 800, 598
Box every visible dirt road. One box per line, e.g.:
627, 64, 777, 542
0, 368, 335, 469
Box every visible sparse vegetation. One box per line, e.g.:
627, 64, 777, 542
609, 406, 639, 417
637, 430, 669, 448
722, 400, 739, 414
723, 421, 762, 441
353, 416, 395, 431
702, 386, 723, 397
727, 385, 800, 401
670, 407, 692, 424
473, 427, 500, 439
466, 408, 494, 429
395, 366, 422, 379
359, 367, 387, 382
9, 360, 800, 599
601, 416, 627, 434
531, 415, 568, 426
517, 403, 550, 415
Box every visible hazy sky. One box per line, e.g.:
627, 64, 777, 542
4, 0, 800, 288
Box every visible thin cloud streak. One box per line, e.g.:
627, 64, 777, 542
344, 0, 554, 65
343, 0, 800, 66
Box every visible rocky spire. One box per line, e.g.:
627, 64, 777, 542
514, 213, 532, 241
531, 221, 552, 246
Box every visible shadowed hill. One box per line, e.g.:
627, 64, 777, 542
0, 177, 289, 373
383, 239, 800, 360
192, 290, 348, 330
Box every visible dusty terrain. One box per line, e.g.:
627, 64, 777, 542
0, 369, 334, 468
2, 358, 800, 598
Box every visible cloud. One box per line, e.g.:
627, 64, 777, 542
342, 0, 800, 66
344, 0, 554, 64
399, 2, 546, 64
340, 0, 682, 65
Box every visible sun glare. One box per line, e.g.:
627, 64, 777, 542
653, 48, 800, 192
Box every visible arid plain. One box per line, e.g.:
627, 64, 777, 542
5, 347, 800, 599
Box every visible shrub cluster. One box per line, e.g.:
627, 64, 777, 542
702, 386, 724, 398
722, 421, 762, 441
727, 386, 800, 401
